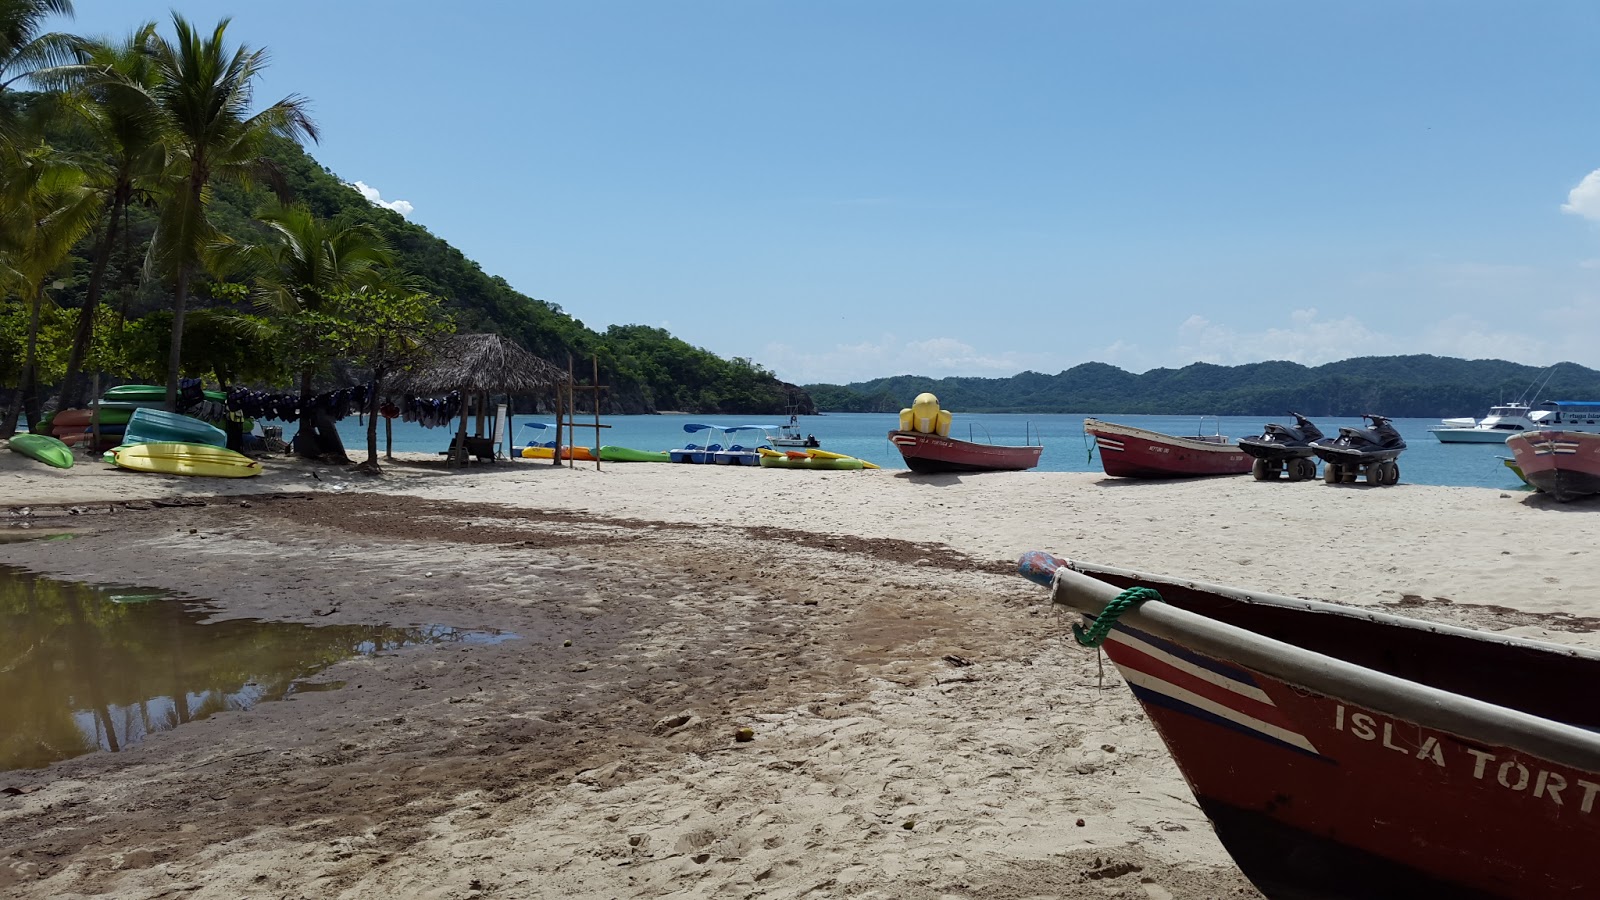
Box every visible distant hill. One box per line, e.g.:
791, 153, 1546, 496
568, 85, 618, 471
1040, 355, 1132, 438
804, 356, 1600, 418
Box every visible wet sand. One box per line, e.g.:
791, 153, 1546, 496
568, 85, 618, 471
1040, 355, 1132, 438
2, 451, 1597, 899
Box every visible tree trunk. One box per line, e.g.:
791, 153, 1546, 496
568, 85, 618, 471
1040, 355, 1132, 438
60, 199, 123, 410
1, 286, 48, 438
164, 265, 189, 413
366, 358, 384, 468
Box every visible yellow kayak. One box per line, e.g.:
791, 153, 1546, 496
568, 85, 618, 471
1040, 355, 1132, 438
806, 448, 880, 469
109, 442, 262, 478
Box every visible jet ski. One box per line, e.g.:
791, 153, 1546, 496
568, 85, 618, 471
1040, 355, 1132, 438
1237, 412, 1324, 480
1311, 414, 1406, 486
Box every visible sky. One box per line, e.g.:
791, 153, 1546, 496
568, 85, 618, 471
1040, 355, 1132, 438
49, 2, 1600, 384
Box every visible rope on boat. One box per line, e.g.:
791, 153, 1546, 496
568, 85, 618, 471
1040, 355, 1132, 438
1073, 586, 1159, 648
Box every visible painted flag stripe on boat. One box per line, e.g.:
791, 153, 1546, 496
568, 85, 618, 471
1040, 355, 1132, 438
1529, 440, 1580, 456
1095, 437, 1126, 451
1101, 625, 1321, 757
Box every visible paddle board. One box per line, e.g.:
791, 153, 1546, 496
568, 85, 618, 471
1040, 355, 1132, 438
7, 433, 73, 468
109, 442, 261, 478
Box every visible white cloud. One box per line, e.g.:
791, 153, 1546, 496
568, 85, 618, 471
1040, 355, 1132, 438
759, 335, 1054, 384
1176, 308, 1394, 366
1562, 169, 1600, 221
348, 180, 414, 217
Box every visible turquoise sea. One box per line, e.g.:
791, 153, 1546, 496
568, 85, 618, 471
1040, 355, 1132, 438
327, 412, 1530, 491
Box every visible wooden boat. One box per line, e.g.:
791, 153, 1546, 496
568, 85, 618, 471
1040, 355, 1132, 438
1084, 417, 1252, 478
886, 430, 1042, 473
1506, 429, 1600, 502
1018, 551, 1600, 900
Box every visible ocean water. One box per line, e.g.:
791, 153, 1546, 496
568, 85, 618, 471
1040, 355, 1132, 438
323, 412, 1529, 490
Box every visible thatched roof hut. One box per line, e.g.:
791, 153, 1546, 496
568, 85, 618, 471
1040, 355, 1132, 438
392, 333, 566, 465
394, 332, 565, 395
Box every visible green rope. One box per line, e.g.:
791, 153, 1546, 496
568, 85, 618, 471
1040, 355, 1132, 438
1073, 586, 1160, 648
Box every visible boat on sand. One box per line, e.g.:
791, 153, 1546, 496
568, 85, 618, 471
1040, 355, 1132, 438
887, 392, 1041, 473
1018, 551, 1600, 900
1506, 429, 1600, 502
1084, 417, 1251, 478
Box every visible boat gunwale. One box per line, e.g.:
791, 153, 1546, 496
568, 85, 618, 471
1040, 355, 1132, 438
1046, 558, 1600, 773
1083, 418, 1243, 453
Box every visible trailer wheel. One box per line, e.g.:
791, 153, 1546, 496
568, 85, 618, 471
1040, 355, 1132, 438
1299, 458, 1318, 480
1252, 459, 1269, 481
1383, 461, 1401, 485
1324, 463, 1341, 484
1285, 459, 1303, 482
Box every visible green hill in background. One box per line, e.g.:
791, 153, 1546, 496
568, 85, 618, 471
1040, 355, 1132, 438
44, 132, 812, 416
806, 356, 1600, 418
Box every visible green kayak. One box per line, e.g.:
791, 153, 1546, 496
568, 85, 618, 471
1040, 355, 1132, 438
102, 384, 227, 403
598, 445, 671, 463
8, 433, 74, 468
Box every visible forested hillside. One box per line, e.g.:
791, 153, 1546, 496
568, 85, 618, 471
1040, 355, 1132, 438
28, 127, 811, 415
806, 357, 1600, 418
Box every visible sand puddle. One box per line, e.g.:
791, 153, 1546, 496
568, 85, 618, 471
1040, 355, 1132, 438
0, 564, 516, 771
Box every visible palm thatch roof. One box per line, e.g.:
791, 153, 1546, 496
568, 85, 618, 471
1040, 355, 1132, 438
393, 333, 565, 395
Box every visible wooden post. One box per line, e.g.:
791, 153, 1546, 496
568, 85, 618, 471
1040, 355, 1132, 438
385, 413, 393, 460
551, 385, 563, 466
89, 372, 100, 453
592, 355, 602, 471
506, 398, 514, 462
454, 390, 470, 468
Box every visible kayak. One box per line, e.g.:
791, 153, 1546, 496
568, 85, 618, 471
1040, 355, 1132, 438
598, 445, 671, 463
123, 408, 226, 448
107, 442, 261, 478
521, 445, 596, 461
7, 433, 73, 469
103, 384, 226, 403
807, 448, 880, 469
757, 455, 865, 471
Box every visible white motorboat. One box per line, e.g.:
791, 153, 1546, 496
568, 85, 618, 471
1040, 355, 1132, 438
1429, 403, 1539, 443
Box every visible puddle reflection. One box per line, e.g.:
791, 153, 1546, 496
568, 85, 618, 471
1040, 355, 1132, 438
0, 564, 516, 771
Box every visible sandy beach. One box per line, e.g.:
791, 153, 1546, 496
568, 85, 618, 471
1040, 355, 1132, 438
2, 450, 1597, 899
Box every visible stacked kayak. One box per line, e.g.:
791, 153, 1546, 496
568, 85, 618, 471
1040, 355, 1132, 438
522, 445, 597, 461
7, 433, 74, 469
123, 407, 226, 448
107, 442, 261, 478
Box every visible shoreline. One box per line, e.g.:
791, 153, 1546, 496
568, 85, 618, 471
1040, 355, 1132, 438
2, 451, 1596, 898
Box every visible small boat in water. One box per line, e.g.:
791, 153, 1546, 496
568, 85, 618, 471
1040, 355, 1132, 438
1506, 429, 1600, 502
1084, 417, 1252, 478
1237, 412, 1324, 481
1018, 551, 1600, 900
1429, 403, 1539, 443
1310, 414, 1406, 485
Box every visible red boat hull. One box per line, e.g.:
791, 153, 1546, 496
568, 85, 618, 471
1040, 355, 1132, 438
1016, 553, 1600, 900
886, 430, 1042, 473
1507, 430, 1600, 502
1085, 419, 1253, 478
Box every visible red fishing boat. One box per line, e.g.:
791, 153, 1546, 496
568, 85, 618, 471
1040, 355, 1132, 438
1084, 418, 1253, 478
1506, 430, 1600, 502
1018, 551, 1600, 900
886, 430, 1042, 473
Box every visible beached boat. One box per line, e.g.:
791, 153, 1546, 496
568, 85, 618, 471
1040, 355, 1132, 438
7, 433, 73, 468
886, 430, 1042, 473
1506, 429, 1600, 502
1084, 418, 1252, 478
1017, 551, 1600, 899
1500, 456, 1531, 487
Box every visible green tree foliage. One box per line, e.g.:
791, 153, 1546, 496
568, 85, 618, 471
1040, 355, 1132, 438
807, 357, 1600, 417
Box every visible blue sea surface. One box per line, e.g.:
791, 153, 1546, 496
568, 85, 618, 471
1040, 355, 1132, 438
324, 412, 1527, 490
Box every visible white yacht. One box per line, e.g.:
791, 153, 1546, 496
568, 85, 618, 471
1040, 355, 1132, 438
1429, 403, 1539, 443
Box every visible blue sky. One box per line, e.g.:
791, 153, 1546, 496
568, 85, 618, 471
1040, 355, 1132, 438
52, 2, 1600, 383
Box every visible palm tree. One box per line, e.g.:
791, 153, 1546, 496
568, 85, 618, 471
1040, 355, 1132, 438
0, 141, 98, 436
211, 205, 393, 458
34, 22, 167, 408
0, 0, 76, 139
144, 14, 316, 412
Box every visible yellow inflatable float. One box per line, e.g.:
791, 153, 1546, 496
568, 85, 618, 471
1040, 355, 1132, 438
899, 392, 951, 437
